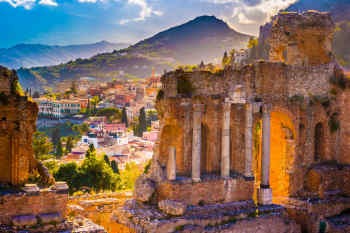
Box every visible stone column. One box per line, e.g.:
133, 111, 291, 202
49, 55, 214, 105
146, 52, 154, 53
167, 147, 176, 181
258, 104, 273, 205
221, 102, 231, 178
181, 102, 192, 174
244, 103, 254, 178
192, 104, 203, 182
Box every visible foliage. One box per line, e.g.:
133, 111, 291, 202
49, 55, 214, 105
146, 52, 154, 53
156, 89, 164, 101
329, 73, 350, 90
70, 80, 78, 94
135, 107, 147, 137
222, 51, 230, 67
53, 146, 120, 194
33, 131, 54, 161
55, 139, 63, 159
177, 75, 195, 97
96, 107, 122, 122
143, 159, 151, 174
11, 80, 24, 96
119, 162, 142, 190
121, 107, 128, 127
65, 136, 74, 154
104, 154, 111, 166
111, 160, 120, 174
329, 113, 340, 133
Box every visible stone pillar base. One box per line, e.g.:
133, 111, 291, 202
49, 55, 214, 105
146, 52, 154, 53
192, 178, 201, 182
258, 187, 272, 205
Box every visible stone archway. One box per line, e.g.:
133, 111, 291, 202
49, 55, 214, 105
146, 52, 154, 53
253, 111, 296, 202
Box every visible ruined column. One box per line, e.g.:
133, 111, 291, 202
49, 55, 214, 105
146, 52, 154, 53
244, 102, 254, 178
221, 102, 231, 178
181, 102, 192, 174
167, 147, 176, 181
192, 104, 203, 182
258, 104, 273, 205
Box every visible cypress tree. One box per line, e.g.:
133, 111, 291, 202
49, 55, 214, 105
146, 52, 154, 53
104, 154, 111, 166
111, 160, 119, 174
138, 107, 147, 137
122, 107, 128, 128
55, 140, 63, 158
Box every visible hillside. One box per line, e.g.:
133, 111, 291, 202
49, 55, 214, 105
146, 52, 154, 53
17, 16, 251, 90
0, 41, 129, 69
286, 0, 350, 68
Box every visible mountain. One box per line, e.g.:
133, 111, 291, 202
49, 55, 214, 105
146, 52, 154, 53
286, 0, 350, 68
17, 16, 251, 91
0, 41, 129, 69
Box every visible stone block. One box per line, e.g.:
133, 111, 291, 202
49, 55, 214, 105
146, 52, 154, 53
158, 200, 187, 216
12, 215, 37, 227
37, 212, 63, 224
133, 175, 155, 202
258, 188, 272, 205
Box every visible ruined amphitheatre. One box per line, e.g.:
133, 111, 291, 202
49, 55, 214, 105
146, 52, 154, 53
0, 9, 350, 233
114, 10, 350, 233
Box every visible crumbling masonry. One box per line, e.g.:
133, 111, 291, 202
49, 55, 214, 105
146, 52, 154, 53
115, 11, 350, 233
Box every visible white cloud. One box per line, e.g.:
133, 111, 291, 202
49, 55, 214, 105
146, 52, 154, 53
0, 0, 36, 9
205, 0, 298, 24
38, 0, 57, 6
120, 0, 163, 24
203, 0, 298, 34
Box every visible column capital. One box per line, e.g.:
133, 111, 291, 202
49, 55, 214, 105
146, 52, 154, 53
180, 102, 192, 108
193, 104, 204, 112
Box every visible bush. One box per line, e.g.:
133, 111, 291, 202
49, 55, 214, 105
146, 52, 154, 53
329, 113, 340, 133
177, 76, 195, 97
156, 90, 164, 101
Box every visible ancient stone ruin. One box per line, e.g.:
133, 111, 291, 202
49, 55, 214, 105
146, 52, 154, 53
114, 11, 350, 233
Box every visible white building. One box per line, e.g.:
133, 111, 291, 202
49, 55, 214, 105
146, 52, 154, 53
234, 49, 249, 65
34, 98, 81, 119
81, 133, 99, 149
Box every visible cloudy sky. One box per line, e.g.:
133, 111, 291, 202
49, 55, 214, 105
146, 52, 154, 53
0, 0, 299, 48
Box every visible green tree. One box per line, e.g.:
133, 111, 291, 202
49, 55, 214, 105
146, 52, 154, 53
71, 80, 78, 94
111, 160, 120, 174
55, 139, 63, 158
104, 154, 111, 166
96, 108, 122, 122
79, 153, 118, 192
222, 51, 229, 67
137, 107, 147, 137
122, 107, 128, 127
54, 162, 80, 193
65, 136, 74, 154
90, 96, 100, 114
51, 127, 60, 147
33, 131, 54, 160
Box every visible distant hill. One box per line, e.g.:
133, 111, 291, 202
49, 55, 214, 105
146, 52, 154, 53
0, 41, 129, 69
17, 16, 251, 91
286, 0, 350, 68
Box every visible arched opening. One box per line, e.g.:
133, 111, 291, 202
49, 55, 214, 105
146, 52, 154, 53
314, 123, 324, 162
201, 124, 209, 174
253, 111, 296, 203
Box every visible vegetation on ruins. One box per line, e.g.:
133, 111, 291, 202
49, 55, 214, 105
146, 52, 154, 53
177, 74, 195, 97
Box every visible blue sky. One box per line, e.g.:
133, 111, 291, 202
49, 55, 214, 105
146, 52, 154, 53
0, 0, 299, 48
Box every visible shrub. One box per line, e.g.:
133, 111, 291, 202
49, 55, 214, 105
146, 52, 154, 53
156, 90, 164, 101
329, 113, 340, 133
177, 75, 195, 97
